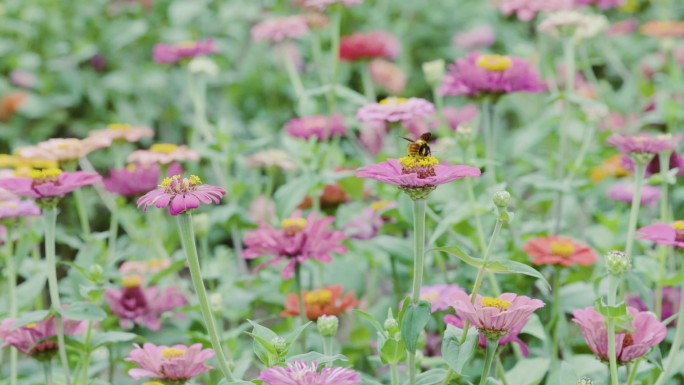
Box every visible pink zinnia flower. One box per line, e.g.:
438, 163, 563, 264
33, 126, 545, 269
607, 183, 661, 206
497, 0, 576, 21
88, 123, 154, 143
119, 259, 172, 276
607, 133, 682, 155
608, 19, 639, 36
522, 236, 597, 266
356, 97, 435, 123
368, 59, 407, 95
452, 25, 496, 50
419, 284, 466, 312
104, 163, 161, 197
105, 275, 186, 331
0, 169, 101, 201
575, 0, 624, 8
301, 0, 363, 11
339, 31, 400, 61
0, 199, 41, 219
572, 306, 666, 364
442, 105, 478, 131
358, 120, 387, 156
259, 361, 361, 385
345, 200, 397, 240
9, 70, 37, 89
284, 114, 346, 140
153, 39, 216, 64
448, 292, 545, 340
249, 195, 277, 223
439, 52, 545, 98
246, 149, 297, 170
137, 174, 225, 216
627, 288, 681, 324
637, 221, 684, 248
251, 16, 310, 43
445, 313, 531, 356
17, 137, 110, 163
126, 343, 214, 382
0, 315, 86, 360
128, 144, 200, 165
243, 212, 347, 279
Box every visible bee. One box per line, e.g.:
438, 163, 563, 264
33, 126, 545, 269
402, 132, 432, 157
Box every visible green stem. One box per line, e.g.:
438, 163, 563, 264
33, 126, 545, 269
479, 339, 499, 385
655, 151, 672, 319
43, 207, 72, 385
625, 162, 646, 259
106, 202, 119, 264
360, 63, 376, 102
653, 268, 684, 385
294, 264, 308, 351
606, 275, 620, 385
4, 224, 17, 385
72, 188, 91, 240
441, 370, 454, 385
176, 214, 234, 382
390, 362, 399, 385
626, 359, 640, 385
390, 255, 402, 304
408, 199, 427, 385
481, 98, 497, 184
284, 47, 305, 99
496, 356, 510, 385
230, 223, 248, 276
81, 321, 93, 385
43, 362, 53, 385
551, 267, 561, 375
327, 7, 342, 122
323, 336, 334, 367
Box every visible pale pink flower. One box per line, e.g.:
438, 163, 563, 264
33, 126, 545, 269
153, 39, 216, 64
119, 259, 172, 275
339, 31, 400, 61
246, 149, 297, 170
249, 195, 277, 223
497, 0, 576, 21
419, 284, 467, 312
575, 0, 624, 8
368, 59, 407, 94
0, 200, 41, 219
259, 361, 361, 385
608, 19, 638, 36
9, 70, 37, 89
358, 120, 387, 157
302, 0, 363, 11
88, 123, 154, 143
356, 97, 435, 123
442, 105, 478, 130
137, 174, 225, 216
17, 137, 110, 163
127, 144, 200, 165
572, 306, 666, 363
607, 183, 661, 206
445, 313, 530, 356
285, 114, 346, 140
607, 133, 682, 155
345, 200, 397, 239
637, 221, 684, 249
126, 343, 214, 381
251, 16, 310, 43
0, 169, 101, 200
0, 315, 86, 359
453, 25, 496, 50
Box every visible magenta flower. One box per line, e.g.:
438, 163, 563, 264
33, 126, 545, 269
607, 183, 661, 206
627, 288, 681, 324
419, 284, 466, 312
0, 169, 101, 201
0, 315, 86, 360
622, 150, 684, 178
153, 39, 216, 64
251, 16, 310, 43
607, 133, 681, 156
137, 174, 225, 216
105, 275, 187, 331
339, 30, 400, 61
439, 52, 545, 98
302, 0, 363, 11
448, 292, 545, 340
104, 163, 161, 197
572, 306, 666, 364
0, 199, 41, 219
357, 157, 481, 200
259, 361, 361, 385
637, 221, 684, 248
452, 25, 496, 51
285, 114, 347, 141
357, 97, 435, 124
345, 200, 397, 240
445, 313, 531, 356
126, 343, 214, 382
244, 212, 347, 279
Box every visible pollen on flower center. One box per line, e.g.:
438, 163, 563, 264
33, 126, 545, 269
305, 289, 333, 305
281, 218, 307, 235
550, 241, 575, 258
0, 201, 18, 209
26, 323, 37, 329
160, 175, 201, 194
399, 156, 439, 179
481, 297, 512, 310
28, 168, 62, 184
672, 221, 684, 232
476, 54, 512, 72
143, 382, 166, 385
108, 123, 131, 131
122, 275, 142, 288
150, 144, 179, 155
161, 347, 186, 359
126, 163, 137, 172
380, 97, 408, 106
370, 200, 390, 211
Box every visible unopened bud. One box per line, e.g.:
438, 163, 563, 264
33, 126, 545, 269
422, 60, 445, 86
631, 152, 655, 166
384, 317, 399, 333
455, 125, 473, 148
605, 250, 630, 276
193, 213, 211, 238
209, 293, 223, 313
577, 377, 594, 385
89, 264, 104, 281
493, 191, 511, 208
271, 336, 287, 353
188, 57, 219, 76
317, 315, 339, 337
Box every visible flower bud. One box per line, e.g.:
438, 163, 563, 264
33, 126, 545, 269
209, 293, 223, 313
317, 315, 339, 337
193, 213, 211, 238
631, 152, 655, 166
384, 317, 399, 332
493, 191, 511, 208
271, 336, 287, 353
422, 59, 445, 86
455, 125, 473, 148
89, 264, 104, 281
605, 250, 630, 276
577, 377, 594, 385
188, 57, 219, 76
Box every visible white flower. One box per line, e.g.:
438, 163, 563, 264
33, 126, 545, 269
188, 57, 219, 76
537, 11, 608, 42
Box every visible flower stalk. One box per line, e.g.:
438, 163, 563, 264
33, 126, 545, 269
479, 338, 500, 385
655, 150, 672, 318
606, 274, 620, 385
408, 198, 427, 385
653, 266, 684, 385
624, 162, 646, 259
294, 264, 308, 351
3, 224, 18, 385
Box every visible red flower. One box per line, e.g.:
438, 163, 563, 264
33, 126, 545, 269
282, 285, 357, 321
522, 236, 596, 267
339, 31, 400, 62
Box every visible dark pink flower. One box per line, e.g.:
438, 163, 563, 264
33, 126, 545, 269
285, 114, 346, 140
637, 221, 684, 248
0, 315, 86, 360
153, 39, 216, 64
126, 343, 214, 382
622, 151, 684, 178
607, 133, 682, 155
137, 174, 225, 216
0, 169, 101, 200
607, 183, 661, 206
243, 212, 347, 279
339, 31, 400, 61
0, 200, 41, 219
259, 361, 361, 385
356, 97, 435, 123
251, 16, 310, 43
572, 306, 666, 364
627, 288, 681, 324
452, 25, 495, 50
445, 313, 530, 356
439, 52, 545, 98
105, 275, 187, 331
104, 163, 161, 197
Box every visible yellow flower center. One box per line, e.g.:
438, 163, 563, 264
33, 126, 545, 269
126, 163, 137, 172
673, 221, 684, 232
0, 201, 18, 209
420, 290, 440, 304
281, 218, 307, 235
0, 154, 16, 168
161, 347, 186, 359
160, 174, 201, 194
122, 275, 142, 288
107, 123, 131, 131
147, 259, 166, 269
15, 157, 59, 170
550, 240, 575, 258
26, 323, 37, 329
143, 382, 166, 385
304, 289, 333, 305
28, 168, 62, 183
476, 54, 512, 72
481, 297, 512, 311
399, 156, 439, 168
150, 144, 179, 155
370, 201, 390, 212
380, 97, 409, 106
175, 40, 197, 49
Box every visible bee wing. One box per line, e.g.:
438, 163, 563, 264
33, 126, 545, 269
420, 132, 432, 141
401, 137, 414, 143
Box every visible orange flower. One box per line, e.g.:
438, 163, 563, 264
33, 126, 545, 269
522, 236, 597, 267
297, 183, 350, 210
589, 154, 630, 182
0, 92, 28, 122
282, 285, 357, 321
640, 21, 684, 38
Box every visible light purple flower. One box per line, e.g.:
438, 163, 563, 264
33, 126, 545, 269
104, 163, 161, 197
0, 315, 86, 360
607, 183, 661, 206
105, 276, 187, 331
0, 169, 101, 200
452, 25, 496, 50
607, 133, 682, 155
9, 70, 36, 89
445, 313, 531, 356
572, 306, 666, 364
153, 39, 216, 64
126, 343, 214, 382
259, 361, 361, 385
419, 284, 466, 312
137, 175, 225, 216
243, 212, 347, 280
345, 201, 397, 240
0, 200, 41, 219
439, 52, 546, 98
356, 97, 435, 123
637, 221, 684, 248
285, 114, 347, 140
251, 16, 310, 43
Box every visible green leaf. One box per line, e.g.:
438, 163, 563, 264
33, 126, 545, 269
12, 310, 50, 328
400, 300, 432, 354
380, 338, 406, 364
557, 361, 577, 385
485, 260, 551, 290
504, 358, 550, 385
412, 368, 449, 385
275, 176, 312, 219
91, 332, 138, 349
427, 246, 484, 269
441, 325, 478, 374
60, 302, 106, 321
288, 352, 348, 364
354, 309, 385, 334
646, 346, 663, 371
284, 321, 311, 348
247, 320, 279, 366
